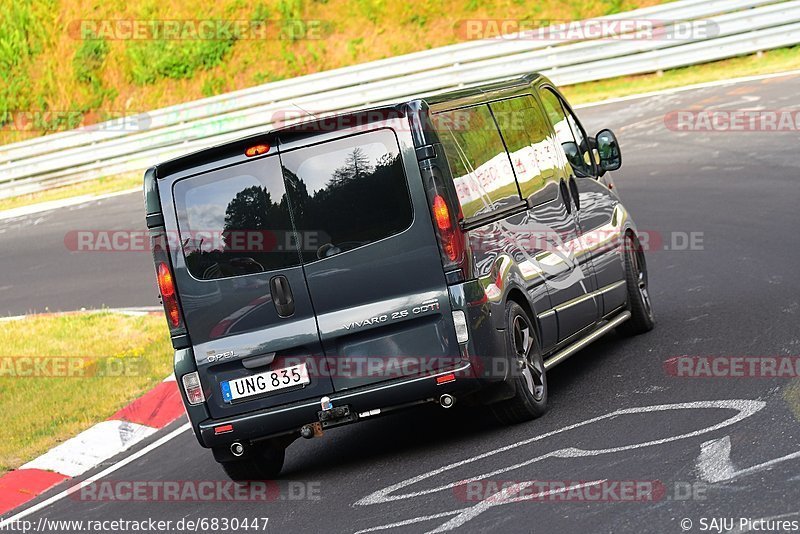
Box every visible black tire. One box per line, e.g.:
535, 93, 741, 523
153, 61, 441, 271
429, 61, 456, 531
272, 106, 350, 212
490, 301, 548, 425
617, 232, 655, 337
219, 443, 285, 481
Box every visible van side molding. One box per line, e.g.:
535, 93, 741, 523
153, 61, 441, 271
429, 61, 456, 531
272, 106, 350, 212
460, 200, 528, 232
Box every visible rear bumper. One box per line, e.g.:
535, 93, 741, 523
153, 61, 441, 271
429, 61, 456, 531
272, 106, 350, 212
196, 362, 478, 448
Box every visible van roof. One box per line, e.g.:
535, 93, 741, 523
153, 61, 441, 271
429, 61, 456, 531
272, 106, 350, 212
154, 73, 545, 178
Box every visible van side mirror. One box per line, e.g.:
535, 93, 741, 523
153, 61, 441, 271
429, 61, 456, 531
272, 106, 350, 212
596, 129, 622, 172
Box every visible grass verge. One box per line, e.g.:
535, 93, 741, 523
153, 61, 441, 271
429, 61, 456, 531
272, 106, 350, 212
0, 312, 172, 473
562, 46, 800, 105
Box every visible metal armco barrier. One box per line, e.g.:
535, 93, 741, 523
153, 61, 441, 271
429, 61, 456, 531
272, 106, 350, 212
1, 0, 798, 198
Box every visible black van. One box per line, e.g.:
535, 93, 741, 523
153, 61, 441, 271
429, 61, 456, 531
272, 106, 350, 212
144, 73, 654, 479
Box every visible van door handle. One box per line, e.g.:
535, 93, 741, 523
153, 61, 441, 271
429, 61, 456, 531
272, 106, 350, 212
568, 175, 581, 211
270, 275, 295, 317
559, 179, 572, 215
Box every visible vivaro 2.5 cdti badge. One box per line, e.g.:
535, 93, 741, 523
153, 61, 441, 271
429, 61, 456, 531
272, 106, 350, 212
144, 73, 654, 479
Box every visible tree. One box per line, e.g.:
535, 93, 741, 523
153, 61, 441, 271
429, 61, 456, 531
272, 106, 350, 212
330, 147, 373, 185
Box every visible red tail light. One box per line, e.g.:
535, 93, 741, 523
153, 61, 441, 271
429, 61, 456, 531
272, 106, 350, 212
433, 195, 452, 231
432, 194, 463, 262
157, 262, 181, 327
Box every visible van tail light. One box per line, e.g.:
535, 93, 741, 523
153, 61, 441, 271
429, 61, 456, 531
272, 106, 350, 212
431, 193, 467, 277
150, 231, 189, 348
433, 195, 459, 261
417, 142, 470, 283
157, 261, 182, 328
182, 372, 205, 405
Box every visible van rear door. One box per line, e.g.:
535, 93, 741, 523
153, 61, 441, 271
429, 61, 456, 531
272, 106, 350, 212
171, 150, 334, 419
278, 127, 462, 391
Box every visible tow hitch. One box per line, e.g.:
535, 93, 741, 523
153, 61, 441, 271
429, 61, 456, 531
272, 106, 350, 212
317, 404, 357, 428
300, 397, 358, 438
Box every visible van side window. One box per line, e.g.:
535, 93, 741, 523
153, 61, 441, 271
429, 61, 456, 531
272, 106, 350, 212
174, 156, 301, 280
433, 105, 521, 220
539, 89, 595, 178
489, 96, 560, 206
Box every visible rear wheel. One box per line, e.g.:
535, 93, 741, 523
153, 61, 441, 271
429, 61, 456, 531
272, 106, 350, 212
617, 233, 655, 336
491, 301, 548, 425
217, 442, 286, 481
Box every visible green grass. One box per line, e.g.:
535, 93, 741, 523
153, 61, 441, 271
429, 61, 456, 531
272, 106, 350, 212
0, 173, 140, 212
0, 312, 172, 473
0, 0, 56, 126
73, 36, 110, 84
562, 46, 800, 105
126, 38, 238, 85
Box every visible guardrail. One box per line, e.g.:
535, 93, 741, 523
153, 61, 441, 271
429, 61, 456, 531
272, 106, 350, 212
1, 0, 798, 198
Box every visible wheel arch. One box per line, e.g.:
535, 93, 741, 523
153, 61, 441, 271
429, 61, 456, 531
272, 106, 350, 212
504, 287, 543, 349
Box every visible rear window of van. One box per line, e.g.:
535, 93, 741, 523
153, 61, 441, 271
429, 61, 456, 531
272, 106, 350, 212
174, 129, 413, 280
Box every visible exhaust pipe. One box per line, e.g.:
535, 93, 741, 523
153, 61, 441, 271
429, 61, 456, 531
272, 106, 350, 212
439, 394, 456, 409
230, 442, 245, 457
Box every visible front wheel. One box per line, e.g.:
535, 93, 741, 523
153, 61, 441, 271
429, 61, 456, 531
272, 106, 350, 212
617, 233, 655, 337
490, 301, 548, 425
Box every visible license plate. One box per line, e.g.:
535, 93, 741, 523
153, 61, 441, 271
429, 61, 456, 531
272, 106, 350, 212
221, 363, 310, 402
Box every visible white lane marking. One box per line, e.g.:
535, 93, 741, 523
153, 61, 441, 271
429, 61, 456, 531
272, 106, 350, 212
426, 479, 607, 534
354, 400, 765, 533
0, 423, 190, 527
697, 435, 736, 483
356, 400, 764, 506
0, 187, 140, 221
575, 69, 800, 110
698, 435, 800, 484
353, 480, 607, 534
354, 511, 463, 534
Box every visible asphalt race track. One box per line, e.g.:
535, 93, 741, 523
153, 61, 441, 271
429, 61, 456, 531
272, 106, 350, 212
2, 72, 800, 533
